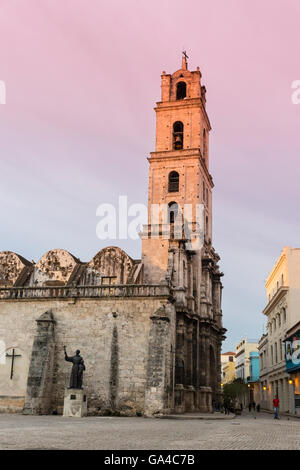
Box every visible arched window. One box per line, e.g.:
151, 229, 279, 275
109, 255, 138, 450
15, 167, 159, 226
282, 307, 286, 322
168, 201, 178, 224
173, 121, 184, 150
176, 81, 186, 100
168, 171, 179, 192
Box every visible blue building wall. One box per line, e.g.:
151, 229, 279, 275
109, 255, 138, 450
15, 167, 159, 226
248, 352, 259, 382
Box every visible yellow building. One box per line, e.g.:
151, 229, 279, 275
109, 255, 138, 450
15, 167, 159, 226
221, 352, 236, 384
222, 361, 236, 384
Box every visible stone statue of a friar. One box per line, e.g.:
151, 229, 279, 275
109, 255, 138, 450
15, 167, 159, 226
64, 346, 86, 389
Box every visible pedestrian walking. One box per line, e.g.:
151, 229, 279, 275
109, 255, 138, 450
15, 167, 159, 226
252, 401, 256, 419
223, 399, 230, 415
248, 402, 252, 412
273, 396, 279, 419
256, 403, 260, 413
212, 398, 216, 413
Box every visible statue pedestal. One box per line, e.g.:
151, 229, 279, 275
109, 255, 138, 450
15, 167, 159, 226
63, 388, 87, 418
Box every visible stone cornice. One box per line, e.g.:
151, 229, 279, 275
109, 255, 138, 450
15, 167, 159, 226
265, 251, 287, 289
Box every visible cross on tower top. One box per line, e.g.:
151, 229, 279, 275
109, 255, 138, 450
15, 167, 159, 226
182, 50, 188, 70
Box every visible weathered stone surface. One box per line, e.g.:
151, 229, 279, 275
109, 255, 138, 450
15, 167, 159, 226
0, 252, 32, 287
0, 295, 172, 416
29, 249, 80, 287
87, 246, 136, 285
145, 304, 175, 416
63, 388, 87, 418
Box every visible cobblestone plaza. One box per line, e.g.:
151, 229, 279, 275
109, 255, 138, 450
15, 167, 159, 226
0, 412, 299, 450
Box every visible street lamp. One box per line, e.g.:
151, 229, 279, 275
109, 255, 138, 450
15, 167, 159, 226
289, 379, 293, 385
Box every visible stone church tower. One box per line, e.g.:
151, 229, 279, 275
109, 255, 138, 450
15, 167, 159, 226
0, 54, 225, 416
142, 54, 225, 411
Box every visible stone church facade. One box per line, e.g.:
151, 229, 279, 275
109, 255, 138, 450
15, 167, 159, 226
0, 56, 226, 416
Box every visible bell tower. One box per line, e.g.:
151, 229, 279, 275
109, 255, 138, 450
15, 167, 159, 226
142, 53, 214, 284
141, 53, 225, 413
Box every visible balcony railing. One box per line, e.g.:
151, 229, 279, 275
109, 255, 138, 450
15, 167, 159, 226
0, 284, 171, 300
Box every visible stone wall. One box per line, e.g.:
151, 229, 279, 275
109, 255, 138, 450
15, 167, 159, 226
0, 294, 175, 416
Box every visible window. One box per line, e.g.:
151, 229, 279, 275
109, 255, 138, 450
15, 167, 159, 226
173, 121, 184, 150
260, 353, 263, 369
168, 171, 179, 192
275, 343, 278, 363
283, 307, 286, 322
280, 339, 283, 361
176, 81, 186, 100
271, 345, 273, 365
168, 201, 178, 224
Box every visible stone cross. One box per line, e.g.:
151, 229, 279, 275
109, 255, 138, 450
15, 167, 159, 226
6, 348, 22, 379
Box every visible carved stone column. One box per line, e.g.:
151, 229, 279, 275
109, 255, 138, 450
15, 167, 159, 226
174, 314, 185, 413
192, 322, 198, 388
184, 320, 195, 411
175, 315, 185, 386
215, 340, 223, 404
197, 327, 212, 412
212, 274, 223, 327
200, 266, 212, 318
186, 322, 193, 386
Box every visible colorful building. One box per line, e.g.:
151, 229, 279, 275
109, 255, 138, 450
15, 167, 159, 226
259, 247, 300, 415
221, 352, 236, 384
235, 338, 258, 382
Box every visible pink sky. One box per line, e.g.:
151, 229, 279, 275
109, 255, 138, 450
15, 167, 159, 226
0, 0, 300, 349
